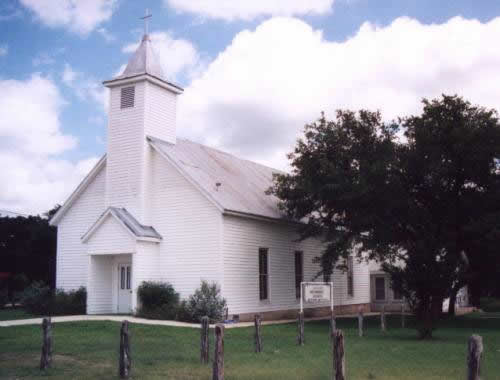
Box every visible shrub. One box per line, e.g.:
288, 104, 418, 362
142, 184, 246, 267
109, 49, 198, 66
0, 289, 8, 309
137, 281, 179, 320
22, 283, 86, 316
21, 281, 52, 315
185, 281, 227, 323
52, 287, 86, 315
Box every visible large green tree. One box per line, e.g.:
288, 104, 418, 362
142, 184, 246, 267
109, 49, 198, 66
269, 95, 500, 338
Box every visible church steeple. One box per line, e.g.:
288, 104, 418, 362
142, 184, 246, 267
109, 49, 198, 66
102, 11, 183, 223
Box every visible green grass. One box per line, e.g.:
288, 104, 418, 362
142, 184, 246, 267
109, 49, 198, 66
1, 314, 499, 379
0, 307, 33, 321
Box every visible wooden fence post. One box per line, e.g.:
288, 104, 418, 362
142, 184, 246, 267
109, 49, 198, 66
40, 317, 52, 370
119, 320, 131, 379
330, 309, 336, 340
213, 324, 224, 380
297, 311, 305, 346
401, 303, 405, 329
358, 307, 364, 337
254, 314, 262, 353
201, 316, 210, 364
333, 329, 346, 380
381, 305, 386, 333
467, 335, 483, 380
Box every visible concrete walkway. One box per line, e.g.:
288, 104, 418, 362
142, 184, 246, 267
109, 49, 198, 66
0, 312, 379, 329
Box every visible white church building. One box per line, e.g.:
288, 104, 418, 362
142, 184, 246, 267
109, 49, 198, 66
50, 30, 372, 321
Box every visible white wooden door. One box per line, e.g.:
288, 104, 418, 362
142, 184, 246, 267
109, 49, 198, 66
117, 263, 132, 313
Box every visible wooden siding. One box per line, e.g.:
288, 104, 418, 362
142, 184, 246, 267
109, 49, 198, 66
222, 215, 370, 315
86, 214, 136, 254
56, 166, 106, 290
87, 255, 114, 314
150, 150, 223, 299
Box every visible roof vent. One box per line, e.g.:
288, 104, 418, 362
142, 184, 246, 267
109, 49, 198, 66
120, 86, 135, 109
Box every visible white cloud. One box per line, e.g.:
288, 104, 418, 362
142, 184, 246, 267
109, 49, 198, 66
61, 63, 108, 111
97, 27, 116, 42
0, 44, 7, 56
165, 0, 334, 21
122, 32, 201, 82
0, 75, 98, 214
33, 48, 65, 66
19, 0, 116, 36
178, 16, 500, 170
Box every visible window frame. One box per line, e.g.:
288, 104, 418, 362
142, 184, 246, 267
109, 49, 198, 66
258, 248, 269, 301
347, 256, 354, 297
294, 251, 304, 299
375, 276, 386, 301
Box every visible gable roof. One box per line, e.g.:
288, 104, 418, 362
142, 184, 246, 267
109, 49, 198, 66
81, 207, 162, 243
148, 136, 288, 221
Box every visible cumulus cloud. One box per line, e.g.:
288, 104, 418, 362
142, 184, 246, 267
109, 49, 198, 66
121, 32, 201, 82
19, 0, 116, 36
62, 63, 108, 111
165, 0, 334, 21
178, 16, 500, 170
0, 75, 98, 214
0, 44, 7, 56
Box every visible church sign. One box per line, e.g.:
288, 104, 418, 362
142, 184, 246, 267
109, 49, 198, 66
300, 282, 334, 313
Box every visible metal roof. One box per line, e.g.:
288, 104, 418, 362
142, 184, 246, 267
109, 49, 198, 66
148, 137, 288, 221
81, 206, 162, 242
115, 34, 166, 81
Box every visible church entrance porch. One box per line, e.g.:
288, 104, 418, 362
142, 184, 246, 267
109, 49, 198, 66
87, 253, 133, 315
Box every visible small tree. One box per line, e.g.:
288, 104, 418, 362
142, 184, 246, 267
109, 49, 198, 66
187, 281, 226, 323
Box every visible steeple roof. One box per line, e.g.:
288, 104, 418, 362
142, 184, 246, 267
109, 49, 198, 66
115, 34, 166, 81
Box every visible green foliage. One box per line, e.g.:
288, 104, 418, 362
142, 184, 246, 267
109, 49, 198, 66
21, 282, 86, 316
0, 289, 8, 309
185, 280, 227, 323
269, 95, 500, 338
481, 297, 500, 312
137, 281, 179, 320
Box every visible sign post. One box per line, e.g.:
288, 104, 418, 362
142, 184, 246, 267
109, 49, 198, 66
300, 282, 334, 313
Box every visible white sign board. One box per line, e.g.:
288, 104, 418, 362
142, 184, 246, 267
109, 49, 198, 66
304, 284, 331, 303
300, 282, 334, 313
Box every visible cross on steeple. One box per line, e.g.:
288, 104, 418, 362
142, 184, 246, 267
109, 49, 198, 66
140, 8, 152, 36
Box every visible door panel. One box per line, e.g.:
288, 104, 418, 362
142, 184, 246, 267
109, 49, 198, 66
117, 263, 132, 313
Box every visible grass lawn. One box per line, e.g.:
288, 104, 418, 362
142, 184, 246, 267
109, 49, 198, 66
0, 314, 499, 379
0, 307, 33, 321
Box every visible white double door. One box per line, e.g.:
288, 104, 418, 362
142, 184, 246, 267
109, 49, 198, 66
117, 263, 132, 313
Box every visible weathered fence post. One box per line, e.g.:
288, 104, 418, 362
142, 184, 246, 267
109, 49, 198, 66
401, 303, 405, 328
381, 305, 386, 333
213, 324, 224, 380
297, 311, 305, 345
358, 307, 364, 337
333, 329, 346, 380
40, 317, 52, 370
254, 314, 262, 353
201, 316, 210, 364
330, 309, 336, 340
119, 320, 131, 379
467, 335, 483, 380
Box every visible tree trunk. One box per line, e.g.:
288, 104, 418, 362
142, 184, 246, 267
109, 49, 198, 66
40, 317, 52, 370
200, 316, 210, 364
213, 324, 224, 380
254, 314, 262, 353
380, 305, 386, 333
448, 287, 458, 316
119, 320, 131, 379
333, 330, 345, 380
467, 335, 483, 380
297, 311, 305, 346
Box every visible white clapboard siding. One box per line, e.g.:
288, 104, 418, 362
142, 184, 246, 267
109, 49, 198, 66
150, 150, 223, 299
106, 82, 146, 220
144, 81, 177, 144
222, 215, 371, 315
87, 255, 114, 314
56, 166, 106, 290
86, 214, 136, 254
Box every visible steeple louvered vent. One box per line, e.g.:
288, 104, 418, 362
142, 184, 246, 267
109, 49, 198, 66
120, 86, 135, 109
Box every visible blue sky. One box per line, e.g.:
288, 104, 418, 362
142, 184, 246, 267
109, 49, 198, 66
1, 0, 500, 214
